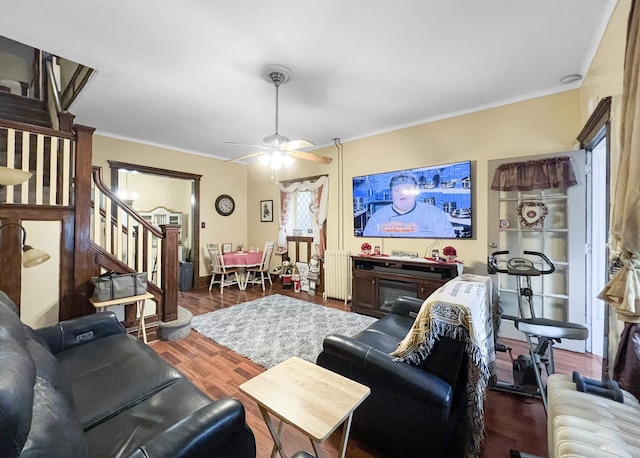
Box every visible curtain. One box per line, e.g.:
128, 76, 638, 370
490, 156, 577, 191
275, 189, 294, 255
276, 176, 329, 257
598, 0, 640, 397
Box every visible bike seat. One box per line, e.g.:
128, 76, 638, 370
515, 317, 589, 340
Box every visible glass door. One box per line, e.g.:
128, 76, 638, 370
488, 150, 587, 352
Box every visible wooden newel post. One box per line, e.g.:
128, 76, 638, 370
72, 124, 97, 320
160, 224, 180, 321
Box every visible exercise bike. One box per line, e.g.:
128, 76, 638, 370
487, 250, 589, 412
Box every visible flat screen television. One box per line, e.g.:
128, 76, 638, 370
353, 160, 472, 239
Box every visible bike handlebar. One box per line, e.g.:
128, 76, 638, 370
488, 250, 555, 275
523, 250, 555, 274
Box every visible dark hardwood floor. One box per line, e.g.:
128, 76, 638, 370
150, 283, 601, 458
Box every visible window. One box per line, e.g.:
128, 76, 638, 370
277, 175, 328, 257
293, 190, 313, 235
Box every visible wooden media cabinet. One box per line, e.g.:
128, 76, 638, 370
351, 255, 460, 317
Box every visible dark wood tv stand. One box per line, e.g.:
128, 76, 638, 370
351, 255, 460, 318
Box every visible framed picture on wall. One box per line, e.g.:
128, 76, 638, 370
260, 200, 273, 222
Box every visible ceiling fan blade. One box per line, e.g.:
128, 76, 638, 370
288, 150, 332, 164
223, 141, 266, 149
283, 139, 314, 150
224, 151, 268, 163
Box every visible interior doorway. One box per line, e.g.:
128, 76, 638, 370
108, 161, 202, 285
578, 96, 612, 361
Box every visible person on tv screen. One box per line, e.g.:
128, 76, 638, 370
363, 173, 455, 237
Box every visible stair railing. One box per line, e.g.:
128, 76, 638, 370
0, 119, 75, 206
1, 115, 179, 328
91, 166, 179, 322
44, 58, 75, 132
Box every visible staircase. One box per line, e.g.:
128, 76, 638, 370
0, 91, 51, 128
0, 42, 182, 341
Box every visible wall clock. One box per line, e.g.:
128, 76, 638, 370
215, 194, 235, 216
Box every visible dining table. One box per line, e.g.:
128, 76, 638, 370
222, 251, 263, 290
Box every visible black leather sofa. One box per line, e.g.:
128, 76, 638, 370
317, 296, 469, 458
0, 291, 256, 458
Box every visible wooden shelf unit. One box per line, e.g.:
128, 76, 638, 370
351, 255, 459, 317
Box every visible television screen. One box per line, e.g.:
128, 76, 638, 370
353, 160, 472, 239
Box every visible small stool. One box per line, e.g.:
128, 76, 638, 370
515, 317, 589, 412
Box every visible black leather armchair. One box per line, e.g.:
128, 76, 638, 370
317, 296, 468, 458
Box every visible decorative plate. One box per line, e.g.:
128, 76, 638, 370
516, 200, 548, 229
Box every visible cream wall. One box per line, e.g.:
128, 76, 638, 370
92, 135, 248, 279
127, 172, 190, 215
21, 220, 61, 328
248, 91, 583, 274
125, 172, 192, 257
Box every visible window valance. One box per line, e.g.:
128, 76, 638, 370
490, 156, 577, 191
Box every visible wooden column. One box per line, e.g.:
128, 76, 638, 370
0, 218, 23, 308
160, 224, 180, 321
71, 124, 97, 319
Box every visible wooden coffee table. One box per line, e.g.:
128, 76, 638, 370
239, 356, 370, 458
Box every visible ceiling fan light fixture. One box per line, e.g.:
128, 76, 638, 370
258, 154, 271, 166
224, 64, 330, 167
270, 151, 284, 169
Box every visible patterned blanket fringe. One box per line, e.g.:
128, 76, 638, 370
394, 320, 489, 458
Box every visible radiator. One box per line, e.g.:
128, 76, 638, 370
323, 250, 352, 303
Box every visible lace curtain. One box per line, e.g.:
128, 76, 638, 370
276, 176, 329, 257
490, 156, 577, 191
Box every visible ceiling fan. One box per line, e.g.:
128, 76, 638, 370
224, 65, 332, 168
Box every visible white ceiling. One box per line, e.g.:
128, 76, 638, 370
0, 0, 617, 162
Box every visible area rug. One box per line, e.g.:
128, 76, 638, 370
191, 294, 377, 369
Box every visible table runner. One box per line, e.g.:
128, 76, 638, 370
390, 274, 496, 458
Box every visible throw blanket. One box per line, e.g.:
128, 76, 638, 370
390, 274, 496, 458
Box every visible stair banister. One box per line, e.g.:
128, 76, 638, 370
90, 166, 179, 324
44, 58, 75, 132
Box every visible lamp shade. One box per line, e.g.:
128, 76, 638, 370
22, 245, 51, 268
0, 166, 32, 186
0, 224, 51, 268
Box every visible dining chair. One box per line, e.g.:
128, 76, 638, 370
244, 241, 275, 291
207, 242, 239, 293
